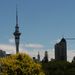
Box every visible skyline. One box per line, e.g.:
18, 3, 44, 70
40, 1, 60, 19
0, 0, 75, 61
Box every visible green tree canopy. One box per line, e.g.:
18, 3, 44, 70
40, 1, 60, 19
41, 61, 75, 75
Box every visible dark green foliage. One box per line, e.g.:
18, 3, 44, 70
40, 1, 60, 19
41, 61, 75, 75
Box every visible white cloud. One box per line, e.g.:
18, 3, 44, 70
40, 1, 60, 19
0, 44, 74, 62
9, 36, 15, 43
0, 44, 16, 54
24, 43, 44, 48
27, 49, 75, 62
28, 49, 54, 61
67, 50, 75, 62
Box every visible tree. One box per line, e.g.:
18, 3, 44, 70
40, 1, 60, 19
0, 53, 45, 75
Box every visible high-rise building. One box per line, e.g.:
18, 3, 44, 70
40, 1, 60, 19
42, 51, 48, 62
13, 7, 21, 54
0, 50, 6, 57
55, 38, 67, 61
72, 56, 75, 62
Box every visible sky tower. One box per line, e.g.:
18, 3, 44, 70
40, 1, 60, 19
13, 7, 21, 53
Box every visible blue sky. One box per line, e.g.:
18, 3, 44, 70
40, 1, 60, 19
0, 0, 75, 61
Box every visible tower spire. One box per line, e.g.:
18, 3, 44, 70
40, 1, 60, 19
16, 5, 18, 26
37, 51, 40, 62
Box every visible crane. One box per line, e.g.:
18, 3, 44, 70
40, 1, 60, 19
65, 38, 75, 40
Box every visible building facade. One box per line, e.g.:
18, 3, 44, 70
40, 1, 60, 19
42, 51, 48, 62
55, 38, 67, 61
